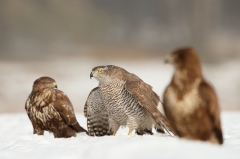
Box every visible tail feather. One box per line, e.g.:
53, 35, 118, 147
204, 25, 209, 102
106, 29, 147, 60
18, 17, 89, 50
214, 127, 223, 144
155, 127, 165, 134
152, 111, 176, 136
71, 122, 88, 133
136, 129, 153, 135
87, 114, 112, 137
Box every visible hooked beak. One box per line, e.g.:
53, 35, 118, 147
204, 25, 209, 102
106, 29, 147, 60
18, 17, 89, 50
90, 72, 93, 79
164, 54, 172, 64
53, 82, 58, 89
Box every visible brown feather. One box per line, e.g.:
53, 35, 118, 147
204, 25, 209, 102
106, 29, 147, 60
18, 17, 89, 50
91, 65, 173, 135
25, 77, 87, 138
163, 47, 223, 144
52, 90, 87, 133
124, 74, 175, 135
199, 81, 223, 144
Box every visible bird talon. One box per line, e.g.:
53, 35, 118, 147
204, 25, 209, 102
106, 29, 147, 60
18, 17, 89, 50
128, 130, 133, 136
112, 131, 117, 136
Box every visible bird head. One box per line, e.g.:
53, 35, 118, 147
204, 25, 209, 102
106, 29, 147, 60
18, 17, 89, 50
90, 65, 111, 83
33, 76, 58, 91
90, 65, 124, 84
165, 47, 201, 69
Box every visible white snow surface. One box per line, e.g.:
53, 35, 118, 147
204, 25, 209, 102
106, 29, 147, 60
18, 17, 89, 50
0, 112, 240, 159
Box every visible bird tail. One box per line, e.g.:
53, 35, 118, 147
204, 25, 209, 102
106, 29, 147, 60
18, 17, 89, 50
213, 127, 223, 144
87, 114, 113, 137
71, 122, 88, 133
153, 112, 176, 136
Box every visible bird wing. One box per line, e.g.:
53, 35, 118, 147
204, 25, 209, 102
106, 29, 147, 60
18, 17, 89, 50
52, 90, 87, 133
124, 74, 175, 136
199, 81, 223, 144
25, 96, 31, 119
84, 87, 112, 136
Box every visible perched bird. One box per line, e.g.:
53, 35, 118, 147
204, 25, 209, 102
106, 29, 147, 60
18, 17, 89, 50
163, 47, 223, 144
84, 86, 165, 136
25, 77, 87, 138
88, 65, 174, 136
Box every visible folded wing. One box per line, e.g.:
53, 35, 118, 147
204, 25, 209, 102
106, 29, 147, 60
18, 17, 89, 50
199, 81, 223, 144
84, 87, 112, 136
124, 74, 175, 136
53, 90, 87, 133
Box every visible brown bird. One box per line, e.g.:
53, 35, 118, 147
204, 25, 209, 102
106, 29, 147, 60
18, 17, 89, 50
25, 76, 87, 138
163, 47, 223, 144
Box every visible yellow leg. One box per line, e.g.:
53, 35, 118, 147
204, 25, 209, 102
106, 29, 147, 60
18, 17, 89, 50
128, 130, 133, 136
112, 131, 117, 136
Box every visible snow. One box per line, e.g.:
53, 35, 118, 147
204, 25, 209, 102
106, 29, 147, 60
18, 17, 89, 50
0, 111, 240, 159
0, 53, 240, 158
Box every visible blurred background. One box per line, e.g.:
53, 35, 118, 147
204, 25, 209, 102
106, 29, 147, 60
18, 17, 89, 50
0, 0, 239, 113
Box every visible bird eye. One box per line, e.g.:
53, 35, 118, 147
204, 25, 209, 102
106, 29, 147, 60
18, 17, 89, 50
98, 69, 103, 74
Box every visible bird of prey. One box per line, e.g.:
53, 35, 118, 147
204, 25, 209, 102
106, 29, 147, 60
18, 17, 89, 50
163, 47, 223, 144
86, 65, 174, 136
25, 76, 87, 138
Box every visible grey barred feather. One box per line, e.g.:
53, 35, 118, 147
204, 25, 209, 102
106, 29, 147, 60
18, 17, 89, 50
84, 87, 113, 136
90, 65, 174, 135
124, 76, 174, 135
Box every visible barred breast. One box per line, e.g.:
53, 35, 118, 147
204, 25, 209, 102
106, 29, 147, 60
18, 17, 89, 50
100, 80, 128, 132
100, 79, 154, 133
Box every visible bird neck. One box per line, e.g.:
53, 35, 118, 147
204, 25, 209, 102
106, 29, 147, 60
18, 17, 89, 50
32, 87, 53, 94
99, 78, 124, 89
172, 67, 203, 91
98, 76, 116, 86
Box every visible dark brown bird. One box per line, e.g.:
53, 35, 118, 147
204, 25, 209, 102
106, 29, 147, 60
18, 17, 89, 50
25, 76, 87, 138
163, 47, 223, 144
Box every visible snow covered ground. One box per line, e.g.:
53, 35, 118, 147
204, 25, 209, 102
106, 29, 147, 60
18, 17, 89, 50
0, 53, 240, 158
0, 111, 239, 159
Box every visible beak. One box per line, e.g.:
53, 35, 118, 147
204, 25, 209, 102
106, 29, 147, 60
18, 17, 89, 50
164, 54, 172, 64
90, 72, 93, 79
53, 82, 58, 89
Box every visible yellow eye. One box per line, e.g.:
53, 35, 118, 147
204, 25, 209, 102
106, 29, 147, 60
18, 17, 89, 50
98, 69, 103, 74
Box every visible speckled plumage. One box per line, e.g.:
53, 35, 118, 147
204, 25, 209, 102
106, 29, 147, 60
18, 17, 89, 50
88, 65, 174, 136
163, 47, 223, 144
25, 77, 87, 138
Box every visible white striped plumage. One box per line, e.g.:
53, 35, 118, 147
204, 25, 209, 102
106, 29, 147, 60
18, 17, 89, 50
25, 76, 87, 138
